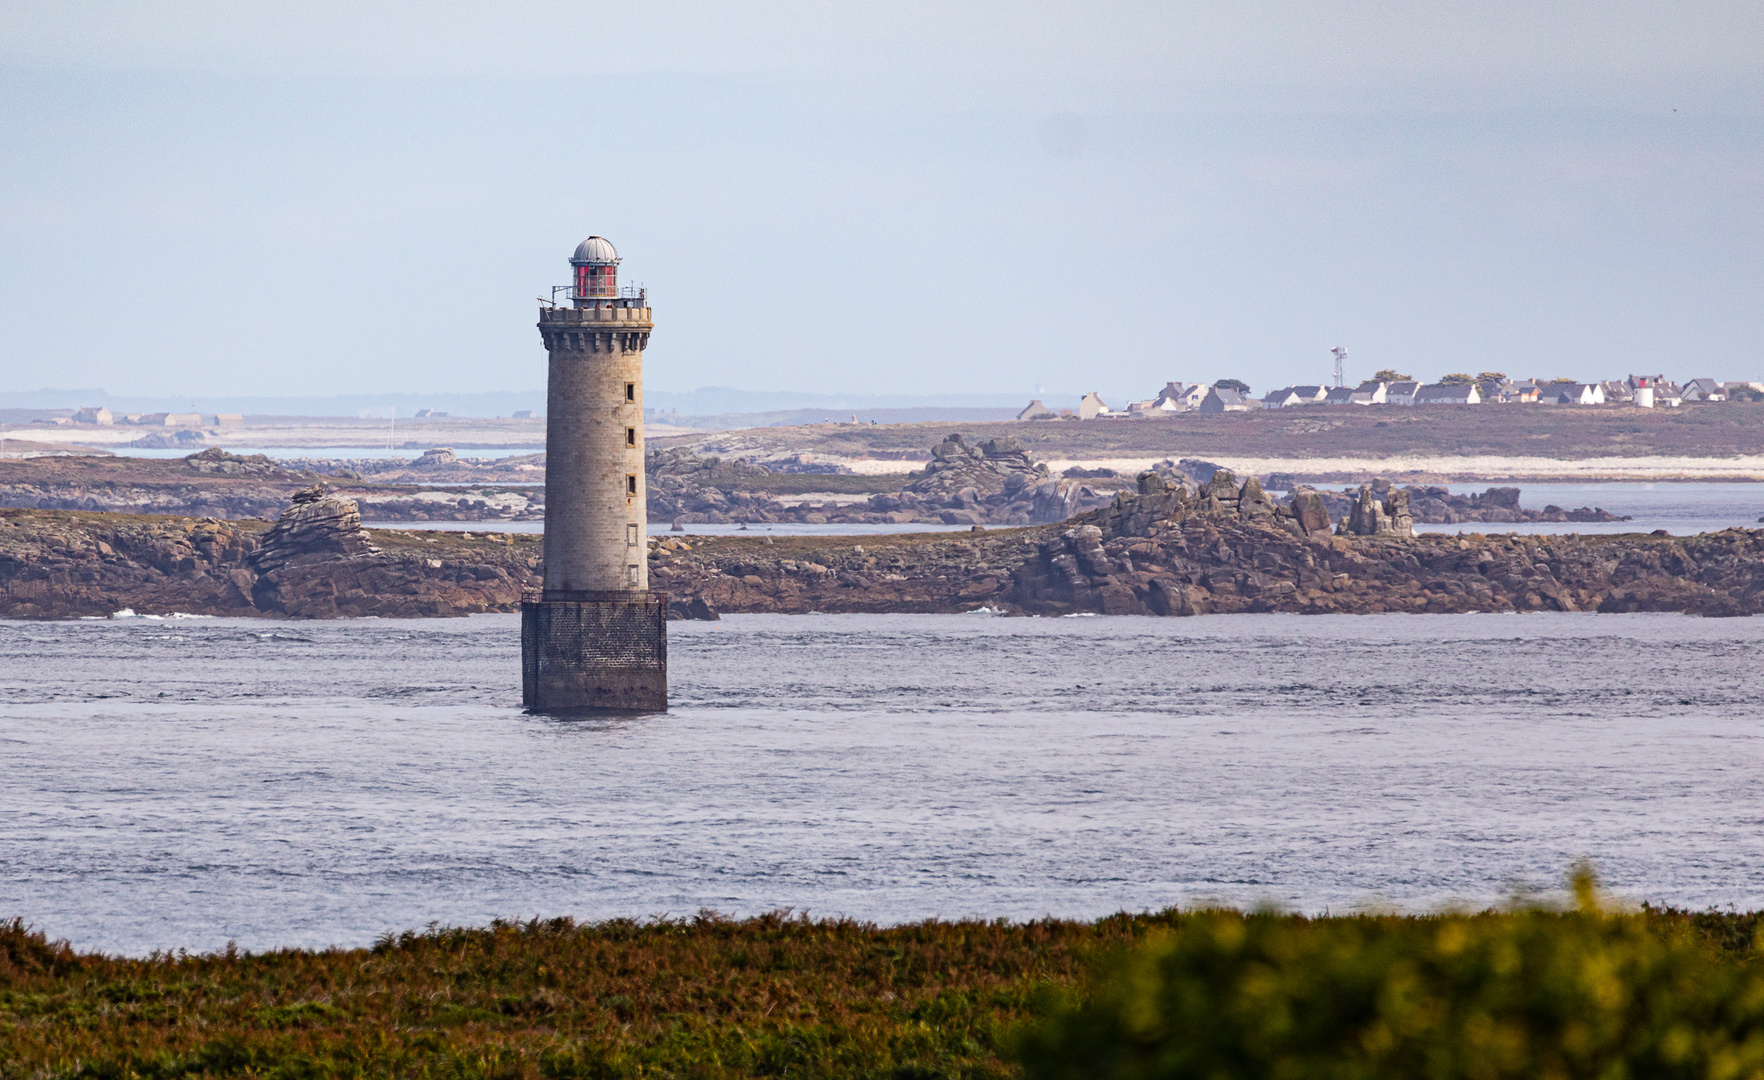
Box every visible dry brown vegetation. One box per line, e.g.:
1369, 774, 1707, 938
0, 912, 1160, 1079
657, 403, 1764, 464
6, 906, 1764, 1078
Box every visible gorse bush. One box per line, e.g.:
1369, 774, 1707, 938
1017, 887, 1764, 1080
0, 911, 1158, 1080
7, 894, 1764, 1079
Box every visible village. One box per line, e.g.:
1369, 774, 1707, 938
1038, 372, 1761, 420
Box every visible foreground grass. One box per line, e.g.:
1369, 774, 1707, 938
0, 911, 1161, 1080
5, 904, 1764, 1080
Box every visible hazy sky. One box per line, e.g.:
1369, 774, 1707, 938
3, 1, 1761, 401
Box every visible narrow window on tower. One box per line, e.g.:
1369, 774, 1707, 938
626, 523, 639, 546
625, 383, 635, 402
626, 474, 637, 495
625, 427, 636, 446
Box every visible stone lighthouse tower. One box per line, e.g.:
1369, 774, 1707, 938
521, 235, 667, 711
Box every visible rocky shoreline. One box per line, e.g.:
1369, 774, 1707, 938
0, 488, 540, 620
1, 443, 1640, 530
1301, 480, 1630, 526
4, 473, 1761, 620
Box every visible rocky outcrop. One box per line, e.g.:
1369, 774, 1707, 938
348, 488, 540, 522
0, 449, 314, 519
185, 447, 281, 476
249, 485, 381, 572
1001, 486, 1764, 617
0, 503, 540, 620
0, 449, 545, 524
1342, 484, 1414, 537
667, 594, 721, 621
412, 447, 458, 468
9, 484, 1764, 621
128, 429, 207, 449
1304, 481, 1631, 525
645, 437, 1117, 528
904, 434, 1047, 499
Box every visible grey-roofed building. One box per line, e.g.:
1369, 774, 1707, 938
1383, 380, 1422, 405
1414, 383, 1482, 404
1198, 387, 1252, 412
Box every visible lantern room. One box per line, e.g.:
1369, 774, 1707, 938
570, 236, 620, 302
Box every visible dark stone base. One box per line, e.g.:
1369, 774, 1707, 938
521, 595, 668, 712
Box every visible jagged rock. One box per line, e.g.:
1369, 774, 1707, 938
1319, 482, 1630, 526
1386, 488, 1415, 536
1342, 485, 1413, 537
1137, 471, 1169, 495
249, 485, 382, 573
413, 447, 458, 468
1172, 459, 1225, 485
1204, 469, 1240, 506
906, 433, 1049, 501
1289, 490, 1331, 535
1238, 477, 1279, 517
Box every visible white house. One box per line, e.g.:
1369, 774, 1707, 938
1324, 385, 1380, 405
1383, 381, 1422, 405
1538, 381, 1603, 405
1415, 383, 1482, 405
72, 406, 113, 425
1262, 387, 1304, 409
1682, 378, 1724, 402
1177, 383, 1211, 410
1016, 399, 1057, 420
1152, 382, 1187, 411
1078, 392, 1114, 420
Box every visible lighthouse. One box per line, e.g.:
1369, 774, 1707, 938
521, 236, 667, 711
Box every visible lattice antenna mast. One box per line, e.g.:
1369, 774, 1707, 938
1331, 346, 1347, 388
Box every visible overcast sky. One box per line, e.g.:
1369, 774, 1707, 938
3, 1, 1761, 402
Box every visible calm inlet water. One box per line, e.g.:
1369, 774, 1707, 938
3, 612, 1763, 956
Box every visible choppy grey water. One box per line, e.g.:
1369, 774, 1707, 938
4, 612, 1763, 956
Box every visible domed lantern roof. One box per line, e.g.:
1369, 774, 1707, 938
571, 236, 620, 266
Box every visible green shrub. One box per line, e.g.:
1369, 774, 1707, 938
1016, 894, 1764, 1080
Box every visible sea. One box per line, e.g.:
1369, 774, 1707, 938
4, 611, 1762, 956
